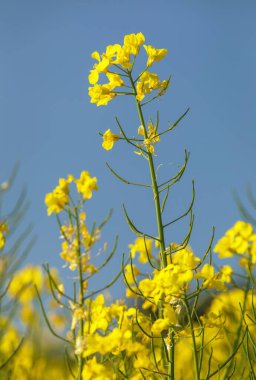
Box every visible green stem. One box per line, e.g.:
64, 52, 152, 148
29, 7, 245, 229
168, 331, 175, 380
184, 299, 200, 380
128, 71, 167, 269
128, 70, 169, 376
74, 207, 85, 380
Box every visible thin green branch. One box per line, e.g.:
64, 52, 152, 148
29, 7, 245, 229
163, 180, 195, 228
35, 285, 71, 344
122, 204, 159, 241
106, 163, 151, 188
0, 337, 24, 369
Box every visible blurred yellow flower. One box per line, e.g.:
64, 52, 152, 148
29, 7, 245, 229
45, 178, 70, 215
196, 263, 232, 291
129, 237, 153, 264
8, 265, 44, 304
75, 171, 98, 200
0, 221, 8, 250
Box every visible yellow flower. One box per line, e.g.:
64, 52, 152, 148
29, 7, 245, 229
137, 121, 160, 154
88, 83, 116, 106
45, 178, 70, 215
143, 44, 168, 67
0, 221, 8, 250
88, 69, 99, 85
115, 45, 131, 68
82, 356, 117, 380
20, 304, 38, 325
200, 311, 225, 328
129, 237, 153, 264
75, 171, 98, 200
151, 318, 170, 335
171, 244, 200, 269
8, 265, 44, 303
139, 261, 194, 308
106, 72, 124, 88
123, 32, 145, 55
88, 70, 124, 106
196, 263, 232, 291
214, 221, 255, 259
136, 71, 168, 101
88, 51, 111, 84
102, 129, 120, 150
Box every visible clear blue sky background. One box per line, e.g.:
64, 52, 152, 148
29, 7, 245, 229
1, 0, 256, 298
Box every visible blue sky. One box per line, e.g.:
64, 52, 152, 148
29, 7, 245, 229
1, 0, 256, 298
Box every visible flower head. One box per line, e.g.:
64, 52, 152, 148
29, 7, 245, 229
143, 44, 168, 67
88, 33, 169, 107
75, 171, 98, 200
45, 178, 70, 215
102, 129, 120, 150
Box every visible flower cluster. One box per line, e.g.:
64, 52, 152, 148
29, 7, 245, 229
214, 220, 256, 267
72, 294, 159, 379
88, 32, 168, 107
45, 171, 98, 215
59, 212, 99, 278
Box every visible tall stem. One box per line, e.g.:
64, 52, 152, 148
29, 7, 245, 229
128, 71, 171, 377
75, 207, 84, 380
128, 71, 167, 269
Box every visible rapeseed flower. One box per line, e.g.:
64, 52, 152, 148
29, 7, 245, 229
0, 221, 8, 249
75, 171, 98, 200
214, 221, 255, 258
129, 237, 153, 264
8, 265, 44, 303
143, 44, 168, 67
45, 178, 70, 215
88, 32, 169, 107
136, 71, 168, 102
196, 263, 232, 291
102, 129, 120, 150
82, 356, 116, 380
138, 121, 160, 154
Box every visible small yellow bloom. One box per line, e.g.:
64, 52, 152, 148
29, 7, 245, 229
8, 265, 44, 303
214, 221, 255, 259
45, 178, 70, 215
137, 121, 160, 154
143, 44, 168, 67
88, 83, 116, 106
82, 356, 117, 379
75, 171, 98, 200
151, 318, 170, 335
102, 129, 120, 150
136, 71, 168, 101
196, 263, 232, 291
106, 72, 124, 88
0, 221, 8, 250
129, 237, 153, 264
123, 32, 145, 55
115, 45, 131, 68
